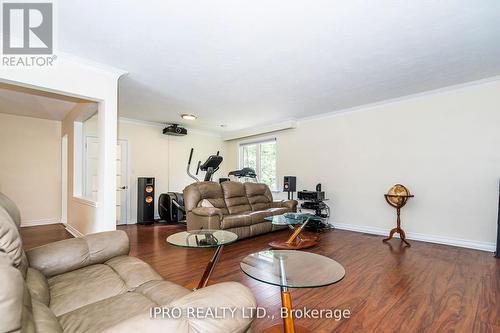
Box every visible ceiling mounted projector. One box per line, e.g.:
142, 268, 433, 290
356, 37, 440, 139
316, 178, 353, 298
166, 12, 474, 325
163, 124, 187, 136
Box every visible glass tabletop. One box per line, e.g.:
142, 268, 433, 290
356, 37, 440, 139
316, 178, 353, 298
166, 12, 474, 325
240, 250, 345, 288
265, 212, 326, 225
166, 229, 238, 248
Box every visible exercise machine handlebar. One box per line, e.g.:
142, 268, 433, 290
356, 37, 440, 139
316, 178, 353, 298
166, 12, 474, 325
196, 161, 201, 175
186, 148, 199, 182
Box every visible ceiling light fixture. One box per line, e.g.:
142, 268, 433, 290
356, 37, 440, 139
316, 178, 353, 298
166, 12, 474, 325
181, 114, 197, 120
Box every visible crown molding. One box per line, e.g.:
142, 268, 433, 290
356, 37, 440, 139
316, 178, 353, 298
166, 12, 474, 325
222, 120, 298, 141
57, 51, 128, 79
299, 75, 500, 124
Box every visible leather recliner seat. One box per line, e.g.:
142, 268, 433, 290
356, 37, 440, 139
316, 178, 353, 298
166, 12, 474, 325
0, 192, 256, 333
183, 181, 298, 239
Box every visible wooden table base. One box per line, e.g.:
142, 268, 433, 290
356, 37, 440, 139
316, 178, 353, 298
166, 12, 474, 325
262, 270, 312, 333
262, 324, 311, 333
269, 237, 318, 250
269, 218, 319, 250
382, 207, 411, 247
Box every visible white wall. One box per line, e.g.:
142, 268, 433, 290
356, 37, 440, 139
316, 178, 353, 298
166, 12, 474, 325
0, 113, 61, 226
225, 79, 500, 251
0, 54, 125, 235
84, 118, 225, 223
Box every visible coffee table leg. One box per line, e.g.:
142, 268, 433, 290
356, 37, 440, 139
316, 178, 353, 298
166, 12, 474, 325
286, 218, 311, 244
196, 245, 223, 289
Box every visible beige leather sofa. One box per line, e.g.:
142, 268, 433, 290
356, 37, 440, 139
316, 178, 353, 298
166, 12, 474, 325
183, 181, 298, 239
0, 192, 256, 333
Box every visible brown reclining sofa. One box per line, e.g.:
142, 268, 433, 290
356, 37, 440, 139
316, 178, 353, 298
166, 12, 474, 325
183, 181, 298, 239
0, 192, 256, 333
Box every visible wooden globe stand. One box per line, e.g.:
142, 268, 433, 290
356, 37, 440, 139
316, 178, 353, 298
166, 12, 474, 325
383, 194, 414, 247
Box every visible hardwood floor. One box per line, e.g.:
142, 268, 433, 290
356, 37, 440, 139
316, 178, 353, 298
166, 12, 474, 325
21, 224, 499, 332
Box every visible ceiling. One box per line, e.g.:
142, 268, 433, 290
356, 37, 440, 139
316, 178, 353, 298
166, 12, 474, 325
0, 83, 93, 121
52, 1, 500, 132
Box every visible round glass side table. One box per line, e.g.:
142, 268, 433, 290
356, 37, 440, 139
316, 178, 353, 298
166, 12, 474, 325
241, 250, 345, 333
167, 229, 238, 289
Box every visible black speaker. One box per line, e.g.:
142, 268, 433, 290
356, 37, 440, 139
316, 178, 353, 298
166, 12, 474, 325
496, 181, 500, 258
283, 176, 296, 192
137, 177, 155, 225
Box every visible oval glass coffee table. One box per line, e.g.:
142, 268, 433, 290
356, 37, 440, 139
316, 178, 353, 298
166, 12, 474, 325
266, 213, 326, 250
167, 229, 238, 289
241, 250, 345, 333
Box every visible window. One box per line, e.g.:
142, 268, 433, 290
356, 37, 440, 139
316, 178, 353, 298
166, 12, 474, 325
239, 139, 277, 190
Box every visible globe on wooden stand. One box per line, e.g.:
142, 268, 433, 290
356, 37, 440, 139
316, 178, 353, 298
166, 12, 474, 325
383, 184, 414, 247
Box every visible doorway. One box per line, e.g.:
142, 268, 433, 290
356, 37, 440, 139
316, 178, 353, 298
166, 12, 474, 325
84, 137, 129, 225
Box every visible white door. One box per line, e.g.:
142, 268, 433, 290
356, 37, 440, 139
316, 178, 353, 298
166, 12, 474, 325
115, 140, 129, 225
84, 137, 129, 225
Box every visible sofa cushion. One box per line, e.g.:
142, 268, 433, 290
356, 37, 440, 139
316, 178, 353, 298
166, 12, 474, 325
48, 264, 128, 316
220, 214, 252, 229
244, 183, 273, 211
134, 280, 190, 305
184, 182, 229, 215
247, 210, 274, 224
221, 182, 252, 214
58, 292, 155, 333
105, 256, 162, 290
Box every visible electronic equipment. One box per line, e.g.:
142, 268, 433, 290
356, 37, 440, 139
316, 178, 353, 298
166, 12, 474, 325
297, 190, 325, 202
137, 177, 155, 225
158, 192, 184, 223
297, 183, 332, 231
283, 176, 296, 200
163, 124, 187, 136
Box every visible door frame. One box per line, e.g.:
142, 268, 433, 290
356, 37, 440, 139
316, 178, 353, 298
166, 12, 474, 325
61, 134, 68, 224
83, 136, 129, 225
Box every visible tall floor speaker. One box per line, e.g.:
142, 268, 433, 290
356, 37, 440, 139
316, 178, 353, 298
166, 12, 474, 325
138, 177, 155, 225
496, 180, 500, 258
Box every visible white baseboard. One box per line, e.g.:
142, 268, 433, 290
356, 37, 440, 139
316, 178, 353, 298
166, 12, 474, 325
64, 224, 84, 237
20, 218, 61, 227
333, 222, 496, 252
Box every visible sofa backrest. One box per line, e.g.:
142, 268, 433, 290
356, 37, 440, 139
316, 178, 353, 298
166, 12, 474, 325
183, 182, 229, 214
244, 183, 274, 211
0, 192, 29, 278
0, 192, 35, 333
221, 181, 252, 215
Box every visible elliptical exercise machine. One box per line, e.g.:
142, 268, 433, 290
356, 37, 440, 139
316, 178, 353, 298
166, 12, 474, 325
158, 148, 223, 223
187, 148, 223, 182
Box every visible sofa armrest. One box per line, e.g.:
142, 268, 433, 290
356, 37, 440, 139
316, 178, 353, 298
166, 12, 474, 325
271, 200, 298, 211
26, 230, 129, 278
102, 282, 256, 333
192, 207, 223, 219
